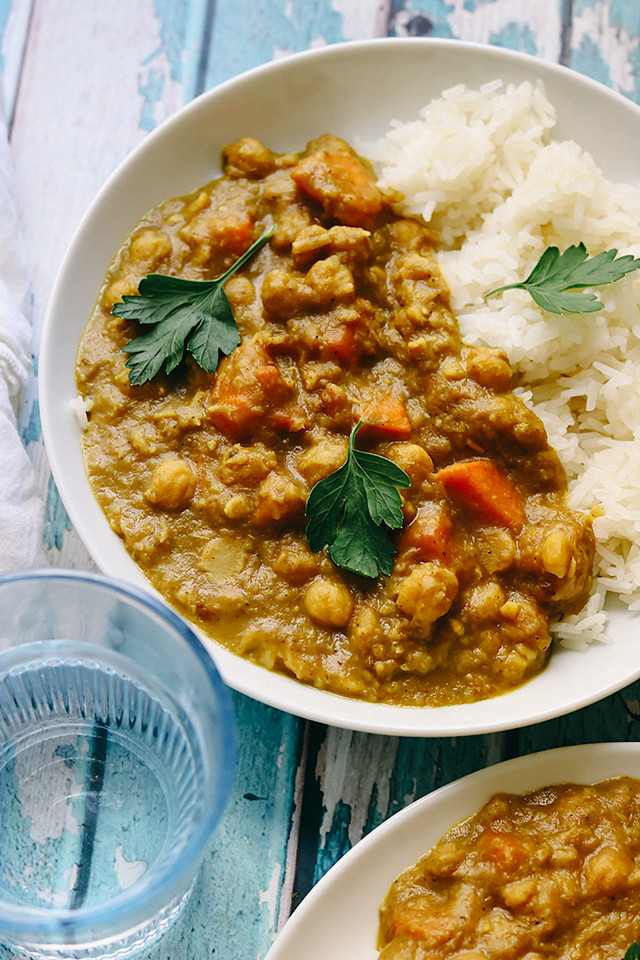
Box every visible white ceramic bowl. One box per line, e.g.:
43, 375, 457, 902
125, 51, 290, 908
40, 38, 640, 737
264, 741, 640, 960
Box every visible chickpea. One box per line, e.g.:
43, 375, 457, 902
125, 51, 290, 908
144, 459, 195, 510
254, 472, 306, 524
261, 268, 306, 319
423, 841, 466, 878
304, 577, 354, 628
349, 605, 380, 654
305, 255, 354, 305
129, 228, 172, 267
439, 355, 466, 380
292, 224, 371, 269
465, 346, 512, 390
224, 275, 255, 308
325, 225, 371, 265
291, 224, 331, 267
273, 541, 319, 585
386, 442, 434, 484
478, 528, 516, 573
541, 529, 572, 579
199, 537, 247, 581
222, 137, 277, 178
466, 580, 506, 622
297, 438, 348, 486
182, 190, 211, 218
502, 595, 551, 643
223, 494, 251, 520
272, 206, 314, 249
391, 218, 429, 249
397, 251, 438, 283
583, 846, 634, 897
501, 877, 537, 908
396, 562, 458, 635
218, 445, 277, 486
102, 274, 139, 312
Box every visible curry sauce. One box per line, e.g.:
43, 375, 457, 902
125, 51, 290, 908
75, 135, 595, 707
378, 777, 640, 959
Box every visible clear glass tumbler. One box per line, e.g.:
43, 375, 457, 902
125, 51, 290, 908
0, 569, 236, 959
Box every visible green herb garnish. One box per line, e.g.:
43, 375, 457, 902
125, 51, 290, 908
624, 945, 640, 960
305, 422, 410, 578
115, 228, 273, 385
484, 242, 640, 314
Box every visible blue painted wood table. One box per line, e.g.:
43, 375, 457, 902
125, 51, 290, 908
1, 2, 639, 958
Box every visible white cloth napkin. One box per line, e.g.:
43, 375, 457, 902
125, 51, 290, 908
0, 98, 45, 572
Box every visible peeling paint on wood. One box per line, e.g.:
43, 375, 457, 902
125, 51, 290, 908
571, 0, 640, 98
390, 0, 565, 61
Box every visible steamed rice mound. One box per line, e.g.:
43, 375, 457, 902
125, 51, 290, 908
365, 79, 640, 648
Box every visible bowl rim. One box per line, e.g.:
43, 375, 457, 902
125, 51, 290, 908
264, 740, 640, 959
39, 37, 640, 738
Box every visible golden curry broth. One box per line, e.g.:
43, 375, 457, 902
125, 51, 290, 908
75, 135, 595, 707
378, 777, 640, 959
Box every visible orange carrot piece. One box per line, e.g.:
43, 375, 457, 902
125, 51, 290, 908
476, 830, 532, 869
269, 404, 308, 432
399, 503, 453, 564
390, 904, 459, 945
209, 393, 258, 438
357, 396, 412, 442
215, 214, 254, 255
320, 323, 362, 364
435, 459, 524, 529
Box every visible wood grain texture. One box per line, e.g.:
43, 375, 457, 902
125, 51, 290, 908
389, 0, 566, 62
571, 0, 640, 99
296, 727, 503, 892
139, 694, 303, 960
200, 0, 389, 90
1, 3, 640, 959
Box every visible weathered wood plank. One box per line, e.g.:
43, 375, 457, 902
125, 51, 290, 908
291, 724, 505, 904
201, 0, 386, 90
569, 0, 640, 102
512, 679, 640, 758
142, 694, 303, 960
387, 0, 566, 60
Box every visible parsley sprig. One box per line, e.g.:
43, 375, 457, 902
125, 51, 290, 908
115, 227, 273, 385
305, 422, 410, 578
484, 242, 640, 314
624, 946, 640, 960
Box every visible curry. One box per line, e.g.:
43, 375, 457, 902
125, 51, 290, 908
75, 134, 595, 706
378, 777, 640, 959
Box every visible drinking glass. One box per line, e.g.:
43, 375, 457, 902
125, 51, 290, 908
0, 569, 236, 959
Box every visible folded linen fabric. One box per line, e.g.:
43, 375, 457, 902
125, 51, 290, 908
0, 97, 45, 572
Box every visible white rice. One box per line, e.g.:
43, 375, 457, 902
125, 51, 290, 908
362, 80, 640, 647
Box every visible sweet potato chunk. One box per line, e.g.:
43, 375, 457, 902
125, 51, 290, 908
291, 149, 383, 226
209, 335, 291, 439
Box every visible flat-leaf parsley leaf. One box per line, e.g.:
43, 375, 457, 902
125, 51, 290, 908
115, 227, 273, 385
305, 422, 410, 579
484, 242, 640, 314
624, 945, 640, 960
